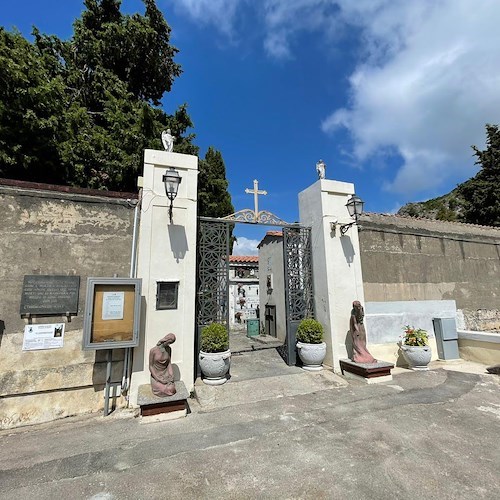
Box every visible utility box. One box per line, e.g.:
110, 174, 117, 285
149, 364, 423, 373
247, 319, 260, 338
432, 317, 460, 360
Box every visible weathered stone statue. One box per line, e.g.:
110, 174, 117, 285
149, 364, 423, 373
161, 129, 175, 152
316, 159, 326, 180
350, 301, 377, 364
149, 333, 176, 397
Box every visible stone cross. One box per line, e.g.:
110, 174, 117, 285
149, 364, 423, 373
245, 179, 267, 219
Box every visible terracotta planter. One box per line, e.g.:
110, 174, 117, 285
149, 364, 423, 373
400, 345, 432, 370
296, 341, 327, 371
199, 349, 231, 385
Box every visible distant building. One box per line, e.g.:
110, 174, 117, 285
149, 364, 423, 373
229, 256, 259, 326
257, 231, 285, 341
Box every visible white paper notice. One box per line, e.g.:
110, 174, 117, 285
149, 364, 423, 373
102, 291, 125, 320
22, 323, 65, 351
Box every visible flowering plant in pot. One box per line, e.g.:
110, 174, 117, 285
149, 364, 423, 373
199, 323, 231, 385
296, 318, 327, 371
399, 325, 432, 370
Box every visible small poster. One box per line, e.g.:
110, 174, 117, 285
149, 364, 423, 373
22, 323, 65, 351
102, 291, 125, 320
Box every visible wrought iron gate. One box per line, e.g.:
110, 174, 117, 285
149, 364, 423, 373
195, 218, 314, 375
195, 219, 231, 375
282, 226, 315, 365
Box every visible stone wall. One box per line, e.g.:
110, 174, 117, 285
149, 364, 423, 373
359, 213, 500, 332
0, 180, 136, 428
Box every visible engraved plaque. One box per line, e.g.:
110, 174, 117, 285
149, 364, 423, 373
20, 275, 80, 315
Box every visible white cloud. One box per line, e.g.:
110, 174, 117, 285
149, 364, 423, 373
232, 237, 260, 256
174, 0, 500, 194
173, 0, 243, 36
320, 0, 500, 193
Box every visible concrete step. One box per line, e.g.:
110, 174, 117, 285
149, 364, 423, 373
194, 365, 348, 411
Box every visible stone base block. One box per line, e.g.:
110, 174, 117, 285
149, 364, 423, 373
340, 359, 394, 383
137, 381, 189, 420
342, 371, 393, 384
140, 409, 187, 424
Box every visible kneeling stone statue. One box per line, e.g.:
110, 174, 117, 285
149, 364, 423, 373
149, 333, 177, 397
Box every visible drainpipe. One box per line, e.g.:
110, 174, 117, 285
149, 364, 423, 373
121, 189, 142, 398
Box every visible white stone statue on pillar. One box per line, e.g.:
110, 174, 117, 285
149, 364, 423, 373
316, 159, 326, 180
161, 129, 176, 152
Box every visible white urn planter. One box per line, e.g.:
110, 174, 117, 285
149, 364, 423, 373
400, 345, 432, 371
296, 341, 327, 371
199, 349, 231, 385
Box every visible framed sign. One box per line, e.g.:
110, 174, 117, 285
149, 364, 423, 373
83, 278, 142, 350
20, 275, 80, 316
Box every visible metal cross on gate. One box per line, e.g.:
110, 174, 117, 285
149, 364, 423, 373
245, 179, 267, 222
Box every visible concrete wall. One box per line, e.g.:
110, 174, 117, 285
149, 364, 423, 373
457, 331, 500, 365
258, 239, 286, 341
0, 181, 136, 428
359, 213, 500, 332
364, 300, 456, 366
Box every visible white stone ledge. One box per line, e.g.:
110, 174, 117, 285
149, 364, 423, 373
457, 330, 500, 344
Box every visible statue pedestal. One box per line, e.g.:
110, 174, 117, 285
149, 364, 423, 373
340, 359, 394, 384
137, 381, 189, 421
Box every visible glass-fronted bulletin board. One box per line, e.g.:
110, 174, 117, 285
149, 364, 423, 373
83, 278, 142, 350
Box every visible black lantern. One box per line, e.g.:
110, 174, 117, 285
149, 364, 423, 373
162, 168, 182, 223
340, 194, 365, 236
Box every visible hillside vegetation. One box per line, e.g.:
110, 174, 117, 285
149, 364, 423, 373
398, 124, 500, 227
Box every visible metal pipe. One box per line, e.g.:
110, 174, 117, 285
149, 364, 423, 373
121, 190, 142, 396
104, 349, 113, 416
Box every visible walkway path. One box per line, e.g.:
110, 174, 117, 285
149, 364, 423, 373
0, 363, 498, 499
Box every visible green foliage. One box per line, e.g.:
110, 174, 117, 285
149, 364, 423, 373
0, 0, 197, 191
401, 325, 429, 347
198, 147, 234, 218
458, 124, 500, 227
296, 318, 324, 344
399, 124, 500, 227
200, 323, 229, 353
0, 28, 68, 184
397, 191, 465, 222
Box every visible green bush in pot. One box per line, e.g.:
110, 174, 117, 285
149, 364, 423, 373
200, 323, 229, 353
296, 318, 324, 344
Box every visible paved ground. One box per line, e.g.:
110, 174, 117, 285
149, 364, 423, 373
0, 350, 499, 500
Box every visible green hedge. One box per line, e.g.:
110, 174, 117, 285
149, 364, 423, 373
296, 318, 324, 344
200, 323, 229, 352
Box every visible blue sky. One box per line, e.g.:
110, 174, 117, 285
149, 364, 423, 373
2, 0, 500, 254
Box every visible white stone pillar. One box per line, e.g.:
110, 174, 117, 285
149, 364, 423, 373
299, 180, 365, 371
130, 150, 198, 405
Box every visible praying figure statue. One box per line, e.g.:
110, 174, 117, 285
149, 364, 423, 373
161, 129, 175, 152
149, 333, 176, 397
316, 159, 326, 180
350, 301, 377, 364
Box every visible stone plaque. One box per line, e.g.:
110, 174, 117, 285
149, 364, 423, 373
20, 275, 80, 315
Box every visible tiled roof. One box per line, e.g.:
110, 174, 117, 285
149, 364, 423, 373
229, 255, 259, 263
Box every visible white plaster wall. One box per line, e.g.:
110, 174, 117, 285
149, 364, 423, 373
258, 240, 286, 340
364, 300, 455, 365
229, 279, 260, 325
130, 150, 198, 404
299, 180, 365, 370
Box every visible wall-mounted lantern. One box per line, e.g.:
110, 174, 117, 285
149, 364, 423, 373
162, 167, 182, 223
339, 194, 364, 236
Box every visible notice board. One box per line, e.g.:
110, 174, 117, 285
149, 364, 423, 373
83, 278, 142, 350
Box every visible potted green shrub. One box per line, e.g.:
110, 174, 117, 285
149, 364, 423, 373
399, 325, 432, 370
296, 318, 326, 371
199, 323, 231, 385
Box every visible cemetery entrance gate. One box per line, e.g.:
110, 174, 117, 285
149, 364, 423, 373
195, 216, 315, 377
